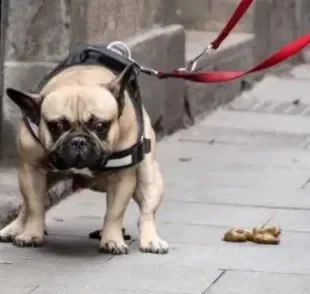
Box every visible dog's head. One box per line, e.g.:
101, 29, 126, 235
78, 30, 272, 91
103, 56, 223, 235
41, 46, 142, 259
6, 64, 135, 171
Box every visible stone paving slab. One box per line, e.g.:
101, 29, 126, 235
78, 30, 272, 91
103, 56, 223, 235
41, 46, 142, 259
47, 192, 274, 229
161, 157, 310, 190
234, 76, 310, 103
4, 226, 307, 278
46, 194, 274, 240
173, 125, 309, 148
290, 64, 310, 79
270, 209, 310, 233
202, 109, 310, 135
35, 290, 192, 294
31, 262, 222, 294
206, 270, 310, 294
223, 66, 310, 119
122, 242, 310, 275
160, 201, 274, 228
165, 186, 310, 210
159, 143, 310, 170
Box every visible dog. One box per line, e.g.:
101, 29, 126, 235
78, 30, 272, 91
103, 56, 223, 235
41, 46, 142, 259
0, 49, 168, 255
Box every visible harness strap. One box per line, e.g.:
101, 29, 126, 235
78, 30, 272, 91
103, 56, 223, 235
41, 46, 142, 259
104, 138, 151, 170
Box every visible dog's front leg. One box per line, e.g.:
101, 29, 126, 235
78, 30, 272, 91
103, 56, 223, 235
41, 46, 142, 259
99, 169, 136, 255
13, 163, 46, 247
134, 159, 169, 254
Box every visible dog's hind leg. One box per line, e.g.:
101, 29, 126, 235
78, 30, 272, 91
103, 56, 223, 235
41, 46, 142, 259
134, 159, 169, 254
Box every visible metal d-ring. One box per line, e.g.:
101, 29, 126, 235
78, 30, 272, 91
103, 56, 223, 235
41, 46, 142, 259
107, 41, 159, 76
107, 41, 132, 60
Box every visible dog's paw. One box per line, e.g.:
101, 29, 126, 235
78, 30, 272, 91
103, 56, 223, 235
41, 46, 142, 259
13, 232, 44, 247
0, 222, 25, 243
99, 239, 129, 255
140, 236, 169, 254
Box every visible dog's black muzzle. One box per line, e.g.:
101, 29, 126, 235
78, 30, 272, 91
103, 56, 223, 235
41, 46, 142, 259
49, 135, 109, 171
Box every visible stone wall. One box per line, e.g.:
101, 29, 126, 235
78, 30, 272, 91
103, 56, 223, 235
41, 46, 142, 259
0, 0, 7, 154
160, 0, 255, 33
3, 0, 70, 159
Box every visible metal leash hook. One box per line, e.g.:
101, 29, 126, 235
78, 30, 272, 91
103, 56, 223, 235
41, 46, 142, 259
107, 41, 159, 76
179, 44, 215, 73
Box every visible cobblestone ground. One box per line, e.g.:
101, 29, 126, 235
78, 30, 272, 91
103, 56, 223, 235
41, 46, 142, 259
1, 64, 310, 294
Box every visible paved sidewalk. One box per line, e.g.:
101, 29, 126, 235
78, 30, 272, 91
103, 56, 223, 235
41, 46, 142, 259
1, 64, 310, 294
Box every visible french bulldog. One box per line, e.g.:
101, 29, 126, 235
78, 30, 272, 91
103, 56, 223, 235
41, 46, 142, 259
0, 62, 168, 255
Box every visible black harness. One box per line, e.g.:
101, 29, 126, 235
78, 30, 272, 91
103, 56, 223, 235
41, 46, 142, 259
25, 45, 151, 171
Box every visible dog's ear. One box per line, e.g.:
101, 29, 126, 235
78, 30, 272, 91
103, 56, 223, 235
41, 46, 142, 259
107, 63, 135, 115
6, 88, 43, 124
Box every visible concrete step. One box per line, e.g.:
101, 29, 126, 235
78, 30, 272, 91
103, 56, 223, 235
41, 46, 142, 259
186, 30, 254, 63
162, 0, 255, 33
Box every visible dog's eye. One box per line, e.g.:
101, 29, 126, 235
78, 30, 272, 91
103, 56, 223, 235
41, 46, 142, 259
94, 122, 107, 134
48, 119, 70, 135
54, 122, 63, 132
86, 118, 110, 136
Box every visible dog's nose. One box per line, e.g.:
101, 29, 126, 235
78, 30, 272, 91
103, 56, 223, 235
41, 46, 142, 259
70, 137, 87, 150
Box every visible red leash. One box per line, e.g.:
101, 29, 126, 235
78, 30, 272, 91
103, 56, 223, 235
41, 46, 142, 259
134, 0, 309, 83
158, 33, 310, 83
209, 0, 254, 50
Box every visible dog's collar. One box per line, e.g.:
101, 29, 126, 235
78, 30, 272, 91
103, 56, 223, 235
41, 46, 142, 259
24, 45, 151, 171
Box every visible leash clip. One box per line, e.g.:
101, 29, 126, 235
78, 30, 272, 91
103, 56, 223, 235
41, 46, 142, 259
179, 44, 215, 73
136, 65, 159, 76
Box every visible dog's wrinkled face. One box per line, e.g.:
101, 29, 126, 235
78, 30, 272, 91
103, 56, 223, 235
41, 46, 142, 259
41, 84, 118, 170
6, 64, 134, 171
